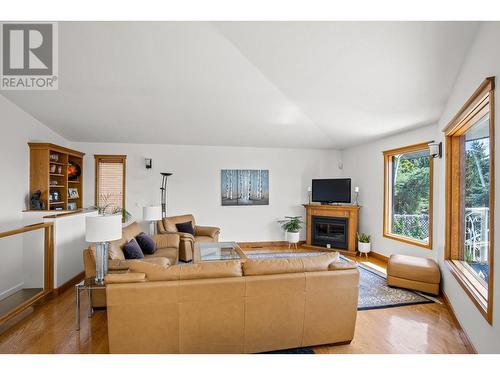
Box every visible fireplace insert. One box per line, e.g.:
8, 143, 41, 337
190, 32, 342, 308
311, 216, 348, 249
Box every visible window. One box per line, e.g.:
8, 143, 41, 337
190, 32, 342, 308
383, 142, 433, 249
94, 155, 126, 218
445, 77, 495, 324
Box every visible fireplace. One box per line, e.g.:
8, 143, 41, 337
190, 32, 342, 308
311, 216, 349, 249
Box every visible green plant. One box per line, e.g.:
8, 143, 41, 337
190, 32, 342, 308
278, 216, 304, 233
91, 194, 132, 222
357, 232, 371, 243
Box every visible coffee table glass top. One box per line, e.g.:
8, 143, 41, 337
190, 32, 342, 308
195, 241, 245, 262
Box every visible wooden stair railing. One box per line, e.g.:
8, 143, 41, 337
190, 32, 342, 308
0, 222, 54, 326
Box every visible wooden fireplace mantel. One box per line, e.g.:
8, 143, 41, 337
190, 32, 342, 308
303, 204, 360, 255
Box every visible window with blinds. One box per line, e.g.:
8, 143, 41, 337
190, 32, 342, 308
94, 155, 126, 213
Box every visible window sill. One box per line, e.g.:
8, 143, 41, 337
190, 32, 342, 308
383, 232, 432, 249
445, 259, 491, 324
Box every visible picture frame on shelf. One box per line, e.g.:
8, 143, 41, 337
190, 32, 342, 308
68, 188, 79, 199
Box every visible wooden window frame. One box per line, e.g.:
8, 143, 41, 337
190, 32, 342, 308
94, 155, 127, 219
444, 77, 495, 324
383, 142, 434, 249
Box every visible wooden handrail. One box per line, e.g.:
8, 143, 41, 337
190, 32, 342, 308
0, 222, 53, 240
0, 222, 54, 325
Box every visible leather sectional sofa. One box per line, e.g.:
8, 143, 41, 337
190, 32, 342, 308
104, 252, 359, 353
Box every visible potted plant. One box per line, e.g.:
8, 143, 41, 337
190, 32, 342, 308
278, 216, 304, 246
91, 194, 132, 222
357, 232, 371, 257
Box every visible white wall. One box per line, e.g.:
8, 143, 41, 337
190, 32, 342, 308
0, 95, 68, 300
71, 142, 342, 242
341, 124, 438, 259
341, 22, 500, 353
433, 22, 500, 353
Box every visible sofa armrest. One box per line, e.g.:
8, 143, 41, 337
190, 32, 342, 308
329, 259, 358, 271
177, 232, 195, 242
104, 272, 146, 284
195, 225, 220, 238
152, 233, 180, 249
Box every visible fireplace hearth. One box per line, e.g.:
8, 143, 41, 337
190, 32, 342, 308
303, 204, 360, 254
312, 216, 348, 249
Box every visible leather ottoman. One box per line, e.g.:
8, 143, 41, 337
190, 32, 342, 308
387, 254, 441, 295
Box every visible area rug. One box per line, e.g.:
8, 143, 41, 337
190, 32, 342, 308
245, 251, 434, 310
262, 347, 315, 354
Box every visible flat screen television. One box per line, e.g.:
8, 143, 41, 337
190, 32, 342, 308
312, 178, 351, 204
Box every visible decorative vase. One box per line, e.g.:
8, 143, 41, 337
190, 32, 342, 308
286, 231, 300, 244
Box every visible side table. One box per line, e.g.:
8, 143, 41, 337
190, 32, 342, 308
75, 277, 105, 331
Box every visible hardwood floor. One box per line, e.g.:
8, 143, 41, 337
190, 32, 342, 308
0, 249, 473, 354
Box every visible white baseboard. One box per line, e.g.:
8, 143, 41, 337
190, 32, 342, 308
0, 282, 25, 301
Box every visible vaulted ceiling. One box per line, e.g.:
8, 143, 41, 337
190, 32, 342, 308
2, 21, 479, 149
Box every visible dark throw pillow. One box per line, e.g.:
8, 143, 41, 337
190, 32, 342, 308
176, 221, 195, 235
122, 238, 145, 259
136, 232, 157, 255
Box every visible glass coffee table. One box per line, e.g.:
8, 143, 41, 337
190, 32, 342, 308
194, 241, 247, 263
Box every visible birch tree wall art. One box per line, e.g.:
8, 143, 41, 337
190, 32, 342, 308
221, 170, 269, 206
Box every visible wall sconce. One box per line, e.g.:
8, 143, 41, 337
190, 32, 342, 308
428, 142, 442, 158
145, 158, 153, 169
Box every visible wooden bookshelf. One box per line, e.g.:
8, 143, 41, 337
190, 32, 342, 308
28, 143, 85, 211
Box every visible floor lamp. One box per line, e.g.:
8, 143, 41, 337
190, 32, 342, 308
160, 172, 173, 218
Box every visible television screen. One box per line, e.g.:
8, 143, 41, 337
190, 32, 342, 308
312, 178, 351, 203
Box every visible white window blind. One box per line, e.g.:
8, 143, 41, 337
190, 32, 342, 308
96, 158, 125, 210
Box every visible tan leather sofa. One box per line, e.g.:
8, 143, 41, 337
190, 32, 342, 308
157, 214, 220, 262
83, 221, 180, 307
105, 253, 359, 353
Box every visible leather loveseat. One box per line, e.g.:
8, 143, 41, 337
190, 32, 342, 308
104, 252, 359, 353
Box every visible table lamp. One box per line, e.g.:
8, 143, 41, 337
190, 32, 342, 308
354, 186, 360, 206
85, 215, 122, 283
143, 206, 162, 235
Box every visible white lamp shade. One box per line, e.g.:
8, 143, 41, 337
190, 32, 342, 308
85, 215, 122, 243
143, 206, 162, 221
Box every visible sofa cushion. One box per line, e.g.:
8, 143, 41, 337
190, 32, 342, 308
107, 222, 143, 260
122, 222, 142, 241
301, 252, 339, 271
129, 260, 242, 281
329, 259, 358, 271
107, 239, 126, 260
122, 239, 145, 259
144, 247, 178, 265
136, 232, 157, 254
162, 214, 196, 232
129, 260, 180, 281
243, 252, 339, 276
104, 272, 146, 284
176, 221, 195, 235
179, 260, 242, 280
194, 235, 214, 243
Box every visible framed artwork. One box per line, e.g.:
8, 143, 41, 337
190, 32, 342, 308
68, 188, 79, 199
221, 169, 269, 206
